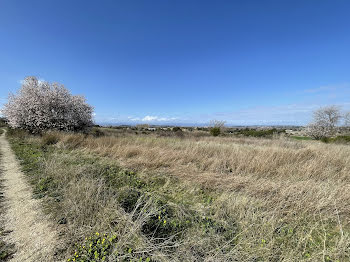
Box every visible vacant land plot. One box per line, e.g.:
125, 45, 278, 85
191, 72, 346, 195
6, 129, 350, 261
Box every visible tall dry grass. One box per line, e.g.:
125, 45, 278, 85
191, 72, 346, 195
53, 132, 350, 260
13, 130, 350, 260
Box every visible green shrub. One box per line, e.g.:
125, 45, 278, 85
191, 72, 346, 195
320, 137, 331, 143
331, 135, 350, 144
210, 127, 221, 136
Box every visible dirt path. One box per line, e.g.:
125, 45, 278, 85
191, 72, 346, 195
0, 129, 58, 262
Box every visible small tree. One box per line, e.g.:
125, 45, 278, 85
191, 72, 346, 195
306, 106, 341, 139
209, 120, 226, 136
3, 76, 93, 133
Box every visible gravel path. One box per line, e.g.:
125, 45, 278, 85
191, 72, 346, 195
0, 129, 58, 262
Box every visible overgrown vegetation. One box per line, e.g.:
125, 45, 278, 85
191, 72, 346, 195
7, 129, 238, 261
6, 128, 350, 261
0, 118, 7, 128
290, 135, 312, 141
320, 135, 350, 144
0, 150, 15, 261
234, 127, 284, 137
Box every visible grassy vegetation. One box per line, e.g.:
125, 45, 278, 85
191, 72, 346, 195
6, 128, 350, 261
0, 119, 7, 128
234, 128, 285, 137
291, 136, 313, 141
0, 149, 15, 261
7, 129, 237, 261
321, 135, 350, 144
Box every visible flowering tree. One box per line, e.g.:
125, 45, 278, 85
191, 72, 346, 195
3, 76, 93, 133
306, 106, 341, 139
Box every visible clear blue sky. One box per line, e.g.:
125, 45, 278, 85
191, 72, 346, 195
1, 0, 350, 125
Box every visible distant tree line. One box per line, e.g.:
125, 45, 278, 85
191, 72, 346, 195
3, 76, 349, 141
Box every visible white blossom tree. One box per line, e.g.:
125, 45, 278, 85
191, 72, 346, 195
3, 76, 93, 133
306, 106, 341, 139
344, 112, 350, 128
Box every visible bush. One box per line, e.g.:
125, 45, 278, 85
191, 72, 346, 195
3, 76, 93, 133
210, 127, 221, 136
333, 135, 350, 143
172, 127, 182, 132
322, 135, 350, 144
320, 137, 330, 143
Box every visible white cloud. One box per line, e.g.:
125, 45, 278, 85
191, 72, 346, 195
142, 115, 178, 122
127, 115, 178, 122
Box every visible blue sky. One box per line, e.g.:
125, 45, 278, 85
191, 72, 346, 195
1, 0, 350, 125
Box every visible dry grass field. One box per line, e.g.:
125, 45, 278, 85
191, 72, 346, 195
6, 128, 350, 261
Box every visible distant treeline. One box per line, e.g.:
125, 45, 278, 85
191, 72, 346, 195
233, 128, 285, 137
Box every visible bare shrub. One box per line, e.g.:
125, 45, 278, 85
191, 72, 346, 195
209, 120, 226, 136
3, 76, 93, 133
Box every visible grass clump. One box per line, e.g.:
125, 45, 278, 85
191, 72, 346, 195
41, 132, 60, 145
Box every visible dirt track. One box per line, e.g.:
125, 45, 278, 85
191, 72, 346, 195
0, 129, 57, 262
